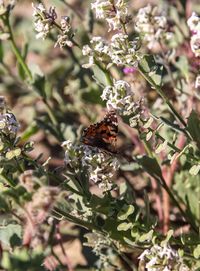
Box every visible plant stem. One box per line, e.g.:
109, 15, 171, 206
5, 15, 33, 81
138, 65, 187, 128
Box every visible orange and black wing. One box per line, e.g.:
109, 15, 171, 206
82, 110, 118, 152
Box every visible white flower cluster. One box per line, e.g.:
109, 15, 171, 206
135, 5, 173, 49
0, 0, 15, 15
62, 140, 120, 192
91, 0, 130, 31
82, 145, 119, 191
0, 112, 19, 136
54, 16, 73, 49
110, 33, 139, 66
82, 34, 139, 68
32, 4, 73, 48
187, 12, 200, 57
138, 244, 189, 271
82, 37, 110, 68
101, 80, 143, 116
32, 3, 57, 40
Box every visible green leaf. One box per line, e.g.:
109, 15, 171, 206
189, 165, 200, 176
20, 121, 39, 141
174, 56, 189, 81
137, 156, 163, 180
117, 205, 134, 221
187, 110, 200, 148
173, 171, 200, 223
92, 64, 111, 87
117, 222, 133, 231
17, 42, 28, 80
0, 224, 22, 247
139, 229, 154, 242
194, 245, 200, 259
139, 55, 163, 86
0, 42, 3, 62
0, 195, 9, 211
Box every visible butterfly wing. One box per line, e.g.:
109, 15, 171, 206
82, 110, 118, 152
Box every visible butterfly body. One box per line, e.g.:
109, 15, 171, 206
82, 110, 118, 152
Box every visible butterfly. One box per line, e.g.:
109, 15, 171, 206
81, 110, 118, 153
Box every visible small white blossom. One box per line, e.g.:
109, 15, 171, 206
62, 140, 119, 192
195, 74, 200, 88
110, 33, 140, 66
82, 37, 110, 68
190, 34, 200, 57
32, 3, 57, 40
82, 145, 119, 191
187, 12, 200, 34
135, 5, 173, 49
187, 12, 200, 57
138, 244, 189, 271
91, 0, 129, 31
101, 80, 142, 116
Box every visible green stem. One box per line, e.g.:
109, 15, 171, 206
5, 15, 32, 81
138, 65, 187, 128
0, 173, 16, 187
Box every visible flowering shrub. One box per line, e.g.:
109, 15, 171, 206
0, 0, 200, 270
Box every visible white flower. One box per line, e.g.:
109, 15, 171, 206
135, 5, 173, 49
54, 34, 73, 49
195, 75, 200, 88
32, 3, 57, 40
190, 34, 200, 57
82, 37, 110, 68
110, 33, 139, 66
101, 80, 142, 116
138, 244, 189, 271
81, 145, 120, 191
91, 0, 129, 31
187, 12, 200, 34
62, 141, 119, 192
